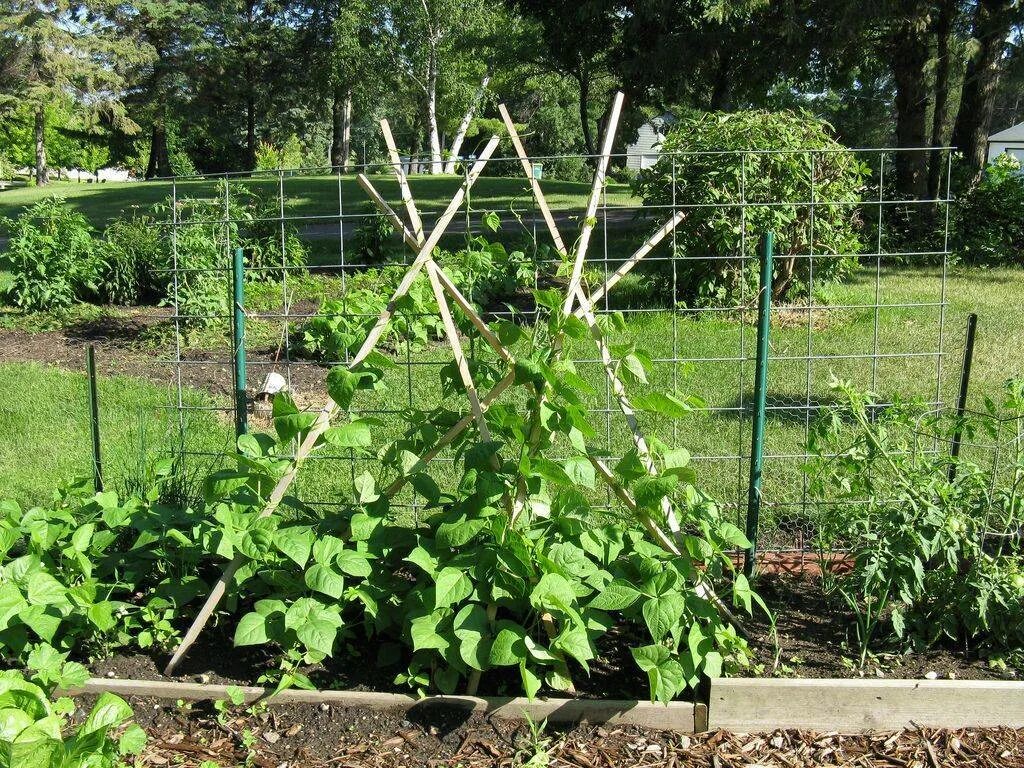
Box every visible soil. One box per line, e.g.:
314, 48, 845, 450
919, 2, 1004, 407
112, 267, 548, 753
746, 575, 1021, 682
89, 621, 655, 702
73, 694, 1024, 767
0, 305, 333, 402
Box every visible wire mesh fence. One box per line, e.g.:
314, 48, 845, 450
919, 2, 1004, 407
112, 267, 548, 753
159, 146, 965, 557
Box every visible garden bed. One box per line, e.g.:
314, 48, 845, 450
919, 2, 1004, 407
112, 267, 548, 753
66, 687, 1024, 767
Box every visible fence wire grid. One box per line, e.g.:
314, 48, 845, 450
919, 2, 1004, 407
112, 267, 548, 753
160, 146, 971, 556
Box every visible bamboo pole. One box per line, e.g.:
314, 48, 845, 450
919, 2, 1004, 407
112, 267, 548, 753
356, 174, 421, 250
497, 104, 568, 255
164, 136, 500, 676
574, 211, 687, 315
561, 91, 624, 316
379, 119, 424, 242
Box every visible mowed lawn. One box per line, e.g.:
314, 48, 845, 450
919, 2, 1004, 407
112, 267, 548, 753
0, 173, 637, 230
0, 264, 1019, 540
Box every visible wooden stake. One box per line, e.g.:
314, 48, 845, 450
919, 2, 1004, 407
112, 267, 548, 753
562, 91, 624, 316
379, 119, 424, 243
575, 210, 687, 315
497, 104, 568, 255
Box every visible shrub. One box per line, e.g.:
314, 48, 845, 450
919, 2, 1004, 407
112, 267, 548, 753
808, 378, 1024, 666
352, 216, 395, 265
954, 153, 1024, 265
633, 110, 867, 307
255, 140, 281, 171
0, 197, 100, 311
96, 215, 163, 305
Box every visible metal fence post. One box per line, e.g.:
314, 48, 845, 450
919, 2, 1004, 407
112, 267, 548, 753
948, 312, 978, 481
744, 232, 773, 577
86, 344, 103, 492
232, 246, 248, 439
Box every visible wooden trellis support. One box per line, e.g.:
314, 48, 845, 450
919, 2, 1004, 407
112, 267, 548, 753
164, 134, 501, 676
166, 95, 741, 678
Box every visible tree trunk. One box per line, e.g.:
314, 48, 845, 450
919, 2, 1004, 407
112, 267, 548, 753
330, 85, 353, 173
146, 119, 172, 179
952, 0, 1016, 176
928, 0, 955, 199
34, 106, 48, 186
443, 74, 490, 174
709, 51, 732, 111
578, 69, 596, 163
426, 47, 443, 174
890, 11, 931, 199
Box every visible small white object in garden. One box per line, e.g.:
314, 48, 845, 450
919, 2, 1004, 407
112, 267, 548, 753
264, 731, 280, 744
259, 372, 288, 399
924, 671, 938, 680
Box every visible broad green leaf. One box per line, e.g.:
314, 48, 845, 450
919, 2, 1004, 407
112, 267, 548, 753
588, 579, 641, 611
642, 591, 686, 641
81, 693, 132, 734
433, 567, 472, 610
410, 613, 449, 652
562, 457, 595, 489
25, 573, 66, 607
324, 420, 372, 449
119, 723, 147, 755
632, 392, 693, 418
274, 526, 315, 569
335, 550, 372, 579
304, 564, 345, 599
326, 367, 362, 410
489, 622, 528, 667
234, 612, 269, 646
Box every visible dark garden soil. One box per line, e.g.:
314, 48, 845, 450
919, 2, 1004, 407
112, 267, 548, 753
746, 575, 1021, 682
89, 621, 655, 702
0, 306, 333, 402
73, 693, 1024, 768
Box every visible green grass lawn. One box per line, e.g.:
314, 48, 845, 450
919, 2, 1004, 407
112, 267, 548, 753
0, 174, 636, 230
0, 362, 231, 507
0, 264, 1020, 546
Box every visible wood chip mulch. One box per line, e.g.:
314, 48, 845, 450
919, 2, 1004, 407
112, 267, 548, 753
133, 714, 1024, 768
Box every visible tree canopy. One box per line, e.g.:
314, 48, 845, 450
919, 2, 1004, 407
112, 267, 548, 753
0, 0, 1021, 190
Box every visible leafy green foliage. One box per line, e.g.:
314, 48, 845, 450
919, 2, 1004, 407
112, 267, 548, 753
633, 110, 867, 307
954, 153, 1024, 266
0, 198, 100, 311
0, 652, 143, 768
0, 477, 210, 659
217, 290, 758, 702
808, 378, 1024, 666
299, 233, 534, 363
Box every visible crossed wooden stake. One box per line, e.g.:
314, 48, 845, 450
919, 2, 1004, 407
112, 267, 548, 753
165, 93, 741, 679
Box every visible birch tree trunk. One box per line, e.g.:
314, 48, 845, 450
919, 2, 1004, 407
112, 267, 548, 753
426, 47, 443, 174
34, 106, 48, 186
331, 85, 353, 172
443, 74, 490, 174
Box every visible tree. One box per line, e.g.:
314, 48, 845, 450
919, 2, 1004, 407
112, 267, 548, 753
952, 0, 1024, 175
0, 1, 148, 184
378, 0, 502, 174
113, 0, 208, 179
514, 0, 622, 158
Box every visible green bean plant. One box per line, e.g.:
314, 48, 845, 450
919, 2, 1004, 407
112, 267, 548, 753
0, 645, 145, 768
807, 377, 1024, 668
209, 284, 762, 703
0, 473, 215, 662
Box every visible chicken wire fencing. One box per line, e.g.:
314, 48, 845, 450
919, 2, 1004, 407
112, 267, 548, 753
158, 146, 962, 560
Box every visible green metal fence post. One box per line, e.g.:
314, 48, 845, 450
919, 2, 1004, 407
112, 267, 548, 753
232, 246, 248, 439
86, 344, 103, 492
744, 232, 774, 577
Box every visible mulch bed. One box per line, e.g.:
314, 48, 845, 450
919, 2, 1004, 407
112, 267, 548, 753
110, 696, 1024, 767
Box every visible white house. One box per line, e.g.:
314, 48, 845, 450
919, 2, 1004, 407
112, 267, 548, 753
626, 114, 675, 171
986, 121, 1024, 165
